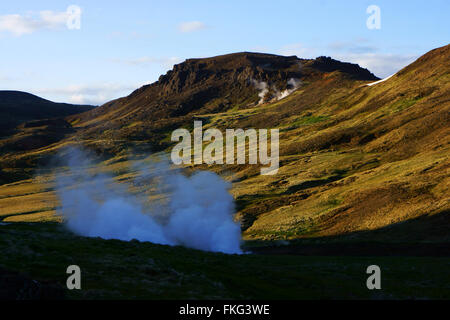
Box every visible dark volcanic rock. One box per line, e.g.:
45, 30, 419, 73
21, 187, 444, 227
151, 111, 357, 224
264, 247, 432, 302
64, 51, 382, 153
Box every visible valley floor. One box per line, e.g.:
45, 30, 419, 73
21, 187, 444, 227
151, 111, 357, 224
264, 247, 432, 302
1, 222, 449, 300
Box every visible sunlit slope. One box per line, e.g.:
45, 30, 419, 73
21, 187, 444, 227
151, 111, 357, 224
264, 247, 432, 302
0, 45, 449, 242
226, 45, 450, 239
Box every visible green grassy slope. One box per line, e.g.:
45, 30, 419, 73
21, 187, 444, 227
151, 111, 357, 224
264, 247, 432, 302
0, 45, 448, 242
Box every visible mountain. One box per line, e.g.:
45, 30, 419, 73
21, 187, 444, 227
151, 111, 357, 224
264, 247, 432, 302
0, 45, 449, 244
0, 90, 95, 136
66, 52, 378, 152
0, 91, 95, 183
0, 45, 449, 300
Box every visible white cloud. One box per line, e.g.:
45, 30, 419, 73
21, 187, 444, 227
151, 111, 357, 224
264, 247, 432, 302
328, 41, 378, 54
0, 10, 69, 36
0, 73, 14, 82
278, 43, 317, 59
334, 53, 418, 78
250, 45, 270, 53
178, 21, 207, 33
278, 41, 419, 78
39, 10, 69, 27
34, 83, 141, 105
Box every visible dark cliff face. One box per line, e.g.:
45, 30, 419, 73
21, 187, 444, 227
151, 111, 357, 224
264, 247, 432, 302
157, 52, 303, 94
154, 52, 377, 98
66, 51, 381, 152
96, 52, 378, 118
149, 53, 304, 116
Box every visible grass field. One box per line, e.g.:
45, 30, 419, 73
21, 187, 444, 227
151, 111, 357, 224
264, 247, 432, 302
1, 222, 449, 300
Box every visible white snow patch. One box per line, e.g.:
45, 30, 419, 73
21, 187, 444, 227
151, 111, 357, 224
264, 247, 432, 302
365, 74, 395, 87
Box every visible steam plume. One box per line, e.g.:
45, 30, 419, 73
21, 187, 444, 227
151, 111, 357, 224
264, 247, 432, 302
251, 78, 301, 104
55, 147, 242, 254
251, 79, 269, 104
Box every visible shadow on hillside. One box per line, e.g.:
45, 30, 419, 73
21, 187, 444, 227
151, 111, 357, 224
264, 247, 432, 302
245, 209, 450, 257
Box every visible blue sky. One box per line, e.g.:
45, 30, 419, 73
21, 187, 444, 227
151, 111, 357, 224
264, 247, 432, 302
0, 0, 448, 105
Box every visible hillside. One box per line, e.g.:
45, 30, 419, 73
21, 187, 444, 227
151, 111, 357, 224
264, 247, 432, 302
0, 45, 449, 245
0, 91, 94, 136
66, 52, 378, 152
0, 91, 95, 184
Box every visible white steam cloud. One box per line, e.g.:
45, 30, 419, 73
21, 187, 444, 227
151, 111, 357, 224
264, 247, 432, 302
277, 78, 301, 100
251, 79, 269, 104
55, 148, 242, 254
251, 78, 301, 104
